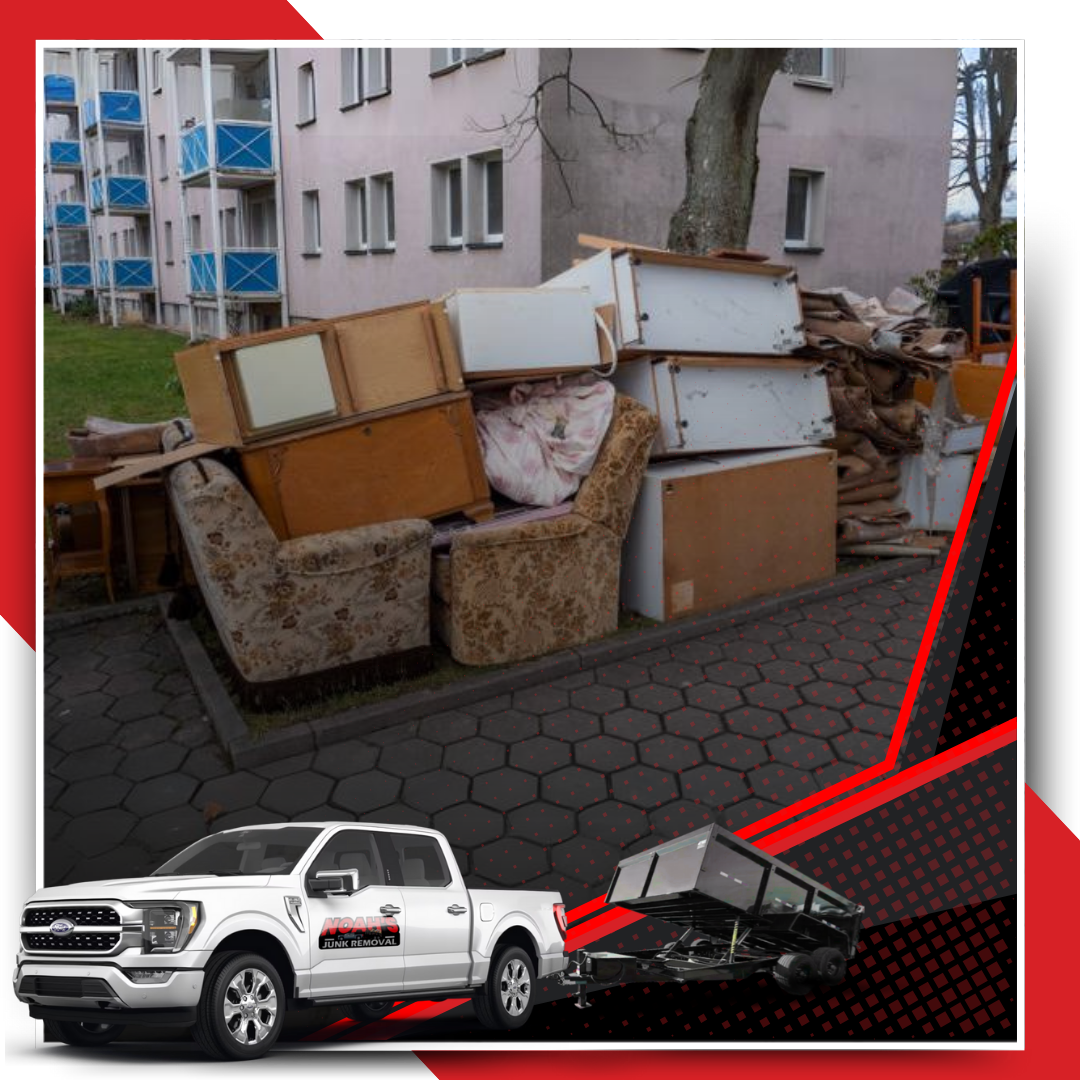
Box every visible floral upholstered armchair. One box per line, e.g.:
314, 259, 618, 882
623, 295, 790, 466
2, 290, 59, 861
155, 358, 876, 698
162, 423, 432, 700
432, 395, 658, 665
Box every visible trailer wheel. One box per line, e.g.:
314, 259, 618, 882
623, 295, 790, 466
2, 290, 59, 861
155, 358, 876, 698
474, 946, 536, 1031
43, 1019, 126, 1047
809, 947, 847, 986
773, 952, 815, 996
343, 1000, 396, 1022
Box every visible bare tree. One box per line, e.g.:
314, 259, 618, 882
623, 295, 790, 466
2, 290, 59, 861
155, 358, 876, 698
951, 49, 1017, 243
667, 48, 788, 254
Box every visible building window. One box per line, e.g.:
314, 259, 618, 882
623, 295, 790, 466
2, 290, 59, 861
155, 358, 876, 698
430, 47, 466, 74
789, 48, 835, 88
189, 213, 202, 251
220, 207, 238, 249
465, 150, 504, 246
164, 220, 174, 264
302, 190, 321, 254
157, 134, 168, 180
464, 48, 505, 64
151, 50, 163, 93
341, 47, 392, 108
784, 169, 825, 251
297, 62, 316, 125
345, 178, 368, 251
431, 160, 464, 248
369, 173, 395, 251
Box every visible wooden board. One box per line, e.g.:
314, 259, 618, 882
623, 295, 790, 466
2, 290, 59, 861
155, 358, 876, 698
174, 342, 243, 446
94, 441, 223, 489
912, 361, 1006, 419
240, 396, 492, 539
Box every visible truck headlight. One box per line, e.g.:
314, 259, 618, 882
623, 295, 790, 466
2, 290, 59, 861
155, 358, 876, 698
142, 903, 199, 953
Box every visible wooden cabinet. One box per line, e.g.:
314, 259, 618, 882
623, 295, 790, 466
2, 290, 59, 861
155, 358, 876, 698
621, 448, 837, 621
240, 393, 492, 539
175, 301, 463, 447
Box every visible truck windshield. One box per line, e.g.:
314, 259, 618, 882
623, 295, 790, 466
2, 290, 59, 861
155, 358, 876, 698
152, 827, 323, 877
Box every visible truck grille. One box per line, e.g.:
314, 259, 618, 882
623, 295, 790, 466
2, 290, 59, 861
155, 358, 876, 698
22, 906, 121, 927
19, 975, 116, 999
22, 932, 121, 952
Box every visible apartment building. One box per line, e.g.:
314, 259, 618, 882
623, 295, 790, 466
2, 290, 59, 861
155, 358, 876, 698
42, 46, 956, 337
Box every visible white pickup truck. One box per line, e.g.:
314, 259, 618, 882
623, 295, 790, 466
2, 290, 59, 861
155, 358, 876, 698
14, 821, 568, 1060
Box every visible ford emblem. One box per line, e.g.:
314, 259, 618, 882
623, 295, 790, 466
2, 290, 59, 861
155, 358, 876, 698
49, 919, 74, 936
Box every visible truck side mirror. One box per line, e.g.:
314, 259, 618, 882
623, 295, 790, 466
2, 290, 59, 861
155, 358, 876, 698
310, 868, 360, 895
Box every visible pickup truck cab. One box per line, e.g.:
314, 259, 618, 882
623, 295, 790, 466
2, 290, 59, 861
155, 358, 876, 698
15, 822, 568, 1059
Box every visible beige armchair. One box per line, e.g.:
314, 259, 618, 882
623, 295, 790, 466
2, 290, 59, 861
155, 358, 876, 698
432, 395, 658, 666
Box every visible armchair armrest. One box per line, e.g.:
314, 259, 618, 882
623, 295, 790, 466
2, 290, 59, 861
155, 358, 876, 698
451, 513, 591, 553
277, 519, 433, 576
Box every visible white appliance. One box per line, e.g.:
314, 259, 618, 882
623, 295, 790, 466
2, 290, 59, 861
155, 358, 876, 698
898, 453, 975, 531
614, 357, 834, 456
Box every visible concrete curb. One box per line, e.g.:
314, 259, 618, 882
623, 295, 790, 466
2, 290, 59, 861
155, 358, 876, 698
45, 594, 159, 633
161, 556, 939, 770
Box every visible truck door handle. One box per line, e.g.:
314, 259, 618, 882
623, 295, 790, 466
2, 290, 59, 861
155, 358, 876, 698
380, 905, 401, 915
447, 905, 467, 916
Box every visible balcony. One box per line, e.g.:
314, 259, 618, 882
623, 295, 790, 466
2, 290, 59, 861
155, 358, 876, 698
43, 265, 53, 288
179, 121, 274, 184
47, 140, 82, 171
84, 90, 143, 132
52, 203, 89, 228
97, 258, 154, 290
44, 74, 76, 106
188, 249, 280, 296
48, 263, 94, 288
90, 176, 149, 214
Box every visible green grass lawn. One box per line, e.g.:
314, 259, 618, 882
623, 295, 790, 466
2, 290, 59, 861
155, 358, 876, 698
43, 308, 188, 459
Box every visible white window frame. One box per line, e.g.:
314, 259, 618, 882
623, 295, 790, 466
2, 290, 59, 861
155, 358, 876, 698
189, 213, 202, 251
464, 47, 505, 64
431, 159, 464, 248
364, 48, 390, 97
783, 168, 826, 252
344, 178, 368, 252
157, 134, 168, 180
297, 62, 316, 125
791, 47, 836, 89
340, 48, 363, 108
302, 189, 321, 254
368, 173, 395, 251
430, 47, 466, 74
151, 50, 163, 94
464, 149, 504, 247
164, 220, 174, 264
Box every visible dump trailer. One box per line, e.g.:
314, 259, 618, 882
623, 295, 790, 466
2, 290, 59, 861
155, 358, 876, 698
559, 824, 865, 1005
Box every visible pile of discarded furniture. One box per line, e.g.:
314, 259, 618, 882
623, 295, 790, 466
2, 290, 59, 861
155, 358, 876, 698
57, 234, 1007, 700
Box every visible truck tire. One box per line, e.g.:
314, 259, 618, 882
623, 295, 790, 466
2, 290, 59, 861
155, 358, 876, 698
193, 951, 285, 1061
43, 1019, 126, 1047
343, 1000, 396, 1022
809, 947, 847, 986
773, 952, 816, 996
474, 946, 536, 1031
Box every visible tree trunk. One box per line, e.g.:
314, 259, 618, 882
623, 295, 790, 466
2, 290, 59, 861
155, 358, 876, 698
976, 48, 1017, 238
667, 48, 787, 254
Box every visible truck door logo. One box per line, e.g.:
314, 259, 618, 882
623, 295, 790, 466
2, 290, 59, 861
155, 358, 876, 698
319, 916, 400, 950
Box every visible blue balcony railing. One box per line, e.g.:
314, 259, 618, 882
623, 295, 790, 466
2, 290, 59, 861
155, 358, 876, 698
53, 202, 89, 228
43, 265, 53, 287
179, 121, 273, 179
48, 140, 82, 169
44, 74, 76, 105
60, 263, 94, 288
188, 249, 280, 296
90, 176, 149, 213
97, 258, 154, 290
84, 90, 143, 131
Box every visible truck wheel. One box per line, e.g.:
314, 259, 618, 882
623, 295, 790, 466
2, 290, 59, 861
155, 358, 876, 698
43, 1019, 126, 1047
343, 1000, 396, 1022
809, 947, 847, 986
193, 951, 285, 1061
773, 952, 816, 996
474, 946, 536, 1031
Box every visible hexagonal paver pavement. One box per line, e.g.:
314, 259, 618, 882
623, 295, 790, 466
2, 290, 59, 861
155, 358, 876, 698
512, 686, 569, 715
596, 662, 652, 689
717, 798, 779, 832
757, 659, 816, 686
402, 770, 470, 814
480, 709, 540, 743
749, 763, 819, 805
638, 734, 703, 772
506, 802, 578, 844
610, 765, 678, 807
471, 768, 538, 811
766, 732, 835, 771
311, 742, 379, 779
261, 772, 334, 816
742, 681, 803, 712
664, 706, 725, 741
542, 708, 602, 743
417, 711, 478, 745
542, 766, 608, 810
626, 684, 685, 714
831, 731, 889, 767
857, 679, 906, 707
432, 803, 504, 848
552, 838, 621, 886
331, 771, 401, 816
577, 801, 650, 846
813, 659, 869, 685
704, 660, 761, 688
508, 736, 573, 775
568, 686, 625, 716
844, 703, 900, 735
574, 736, 637, 772
679, 765, 750, 807
684, 683, 744, 714
722, 640, 778, 665
649, 661, 705, 687
378, 738, 443, 778
471, 838, 549, 884
649, 800, 719, 838
444, 737, 506, 776
724, 706, 787, 739
602, 708, 663, 741
800, 680, 863, 712
702, 732, 769, 771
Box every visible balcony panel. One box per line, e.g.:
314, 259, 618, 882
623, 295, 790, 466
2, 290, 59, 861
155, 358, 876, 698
98, 258, 154, 290
84, 90, 143, 131
43, 265, 53, 287
60, 263, 94, 288
223, 250, 279, 294
54, 202, 89, 228
179, 124, 210, 178
188, 251, 217, 294
215, 121, 273, 172
90, 176, 149, 213
44, 74, 76, 105
47, 140, 82, 170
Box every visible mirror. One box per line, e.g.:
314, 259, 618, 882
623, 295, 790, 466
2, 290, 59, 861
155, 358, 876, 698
310, 868, 359, 896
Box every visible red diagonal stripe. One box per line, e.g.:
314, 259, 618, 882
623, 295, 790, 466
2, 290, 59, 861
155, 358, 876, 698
299, 1015, 359, 1042
567, 894, 609, 923
565, 906, 644, 952
341, 998, 469, 1041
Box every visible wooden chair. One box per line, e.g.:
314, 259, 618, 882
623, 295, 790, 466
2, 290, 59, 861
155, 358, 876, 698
44, 458, 115, 604
970, 269, 1017, 362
